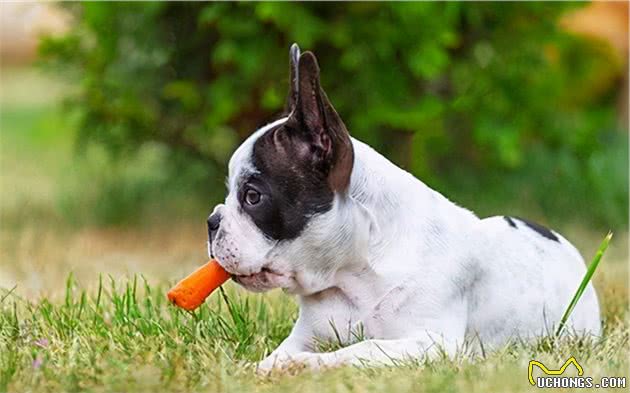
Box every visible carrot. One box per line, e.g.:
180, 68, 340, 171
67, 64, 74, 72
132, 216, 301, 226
167, 259, 231, 311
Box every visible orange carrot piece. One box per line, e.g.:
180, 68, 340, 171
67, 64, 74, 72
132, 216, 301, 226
167, 259, 231, 311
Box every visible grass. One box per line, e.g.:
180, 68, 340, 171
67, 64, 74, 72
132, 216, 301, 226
1, 67, 629, 392
0, 274, 628, 393
0, 278, 290, 392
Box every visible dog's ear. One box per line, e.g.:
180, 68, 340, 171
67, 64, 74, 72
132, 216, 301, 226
287, 50, 354, 193
285, 43, 301, 113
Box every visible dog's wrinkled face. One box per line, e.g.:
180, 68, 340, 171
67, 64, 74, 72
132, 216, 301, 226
209, 45, 355, 294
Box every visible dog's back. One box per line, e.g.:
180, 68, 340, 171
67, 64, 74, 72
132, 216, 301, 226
466, 216, 601, 347
350, 138, 601, 348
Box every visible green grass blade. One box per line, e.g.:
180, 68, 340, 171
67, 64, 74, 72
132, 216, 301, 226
555, 232, 612, 336
0, 286, 17, 305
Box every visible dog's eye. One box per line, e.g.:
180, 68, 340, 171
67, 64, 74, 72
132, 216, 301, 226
245, 189, 261, 205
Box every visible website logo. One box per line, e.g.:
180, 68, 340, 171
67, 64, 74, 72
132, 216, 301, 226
528, 356, 626, 389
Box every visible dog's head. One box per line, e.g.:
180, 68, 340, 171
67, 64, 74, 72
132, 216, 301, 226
208, 44, 362, 295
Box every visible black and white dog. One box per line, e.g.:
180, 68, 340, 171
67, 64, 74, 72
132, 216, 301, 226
207, 44, 600, 371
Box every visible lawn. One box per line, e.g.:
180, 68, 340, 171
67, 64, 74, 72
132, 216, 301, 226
1, 67, 628, 392
1, 276, 627, 393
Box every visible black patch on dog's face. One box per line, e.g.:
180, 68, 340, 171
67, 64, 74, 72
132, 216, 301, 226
243, 124, 335, 240
235, 45, 353, 241
508, 216, 559, 242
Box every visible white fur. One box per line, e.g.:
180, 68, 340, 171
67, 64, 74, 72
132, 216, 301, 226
211, 120, 601, 372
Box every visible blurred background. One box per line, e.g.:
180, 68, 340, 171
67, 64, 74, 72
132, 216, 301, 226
1, 2, 628, 303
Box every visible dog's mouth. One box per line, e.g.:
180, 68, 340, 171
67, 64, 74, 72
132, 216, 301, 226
232, 266, 280, 279
231, 267, 292, 292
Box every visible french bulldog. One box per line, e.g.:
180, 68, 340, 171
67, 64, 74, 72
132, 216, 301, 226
207, 44, 601, 372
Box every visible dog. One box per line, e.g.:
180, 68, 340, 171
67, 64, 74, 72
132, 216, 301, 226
207, 44, 601, 372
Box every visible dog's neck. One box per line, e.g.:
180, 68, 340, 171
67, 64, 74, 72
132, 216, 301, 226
296, 137, 478, 299
348, 138, 477, 258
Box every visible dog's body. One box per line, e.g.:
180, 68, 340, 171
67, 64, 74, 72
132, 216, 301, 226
208, 45, 600, 371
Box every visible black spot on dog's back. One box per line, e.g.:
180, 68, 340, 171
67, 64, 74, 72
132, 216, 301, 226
503, 216, 517, 228
510, 216, 559, 242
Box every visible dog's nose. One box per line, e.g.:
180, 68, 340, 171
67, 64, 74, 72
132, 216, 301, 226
207, 212, 222, 240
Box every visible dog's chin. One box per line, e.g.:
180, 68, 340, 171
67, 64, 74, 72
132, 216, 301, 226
232, 269, 293, 293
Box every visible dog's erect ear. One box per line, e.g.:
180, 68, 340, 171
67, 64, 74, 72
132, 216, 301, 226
287, 50, 354, 193
285, 43, 301, 112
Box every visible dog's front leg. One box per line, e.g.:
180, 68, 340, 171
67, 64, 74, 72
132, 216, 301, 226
289, 333, 459, 370
257, 322, 311, 374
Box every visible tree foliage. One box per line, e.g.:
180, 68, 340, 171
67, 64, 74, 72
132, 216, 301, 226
40, 2, 628, 227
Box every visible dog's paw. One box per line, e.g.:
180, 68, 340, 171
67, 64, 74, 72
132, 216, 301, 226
256, 352, 331, 375
285, 352, 329, 370
256, 353, 292, 375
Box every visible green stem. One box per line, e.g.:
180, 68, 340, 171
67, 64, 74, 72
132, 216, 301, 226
555, 232, 612, 336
